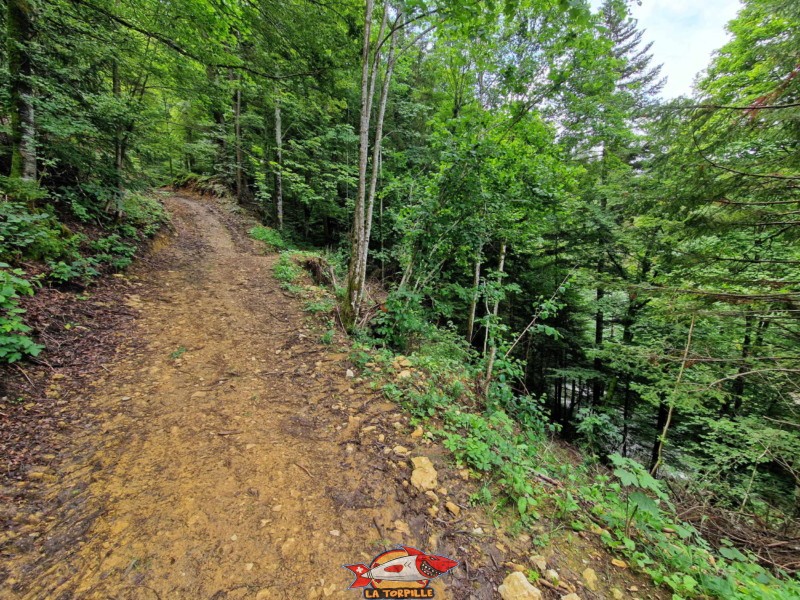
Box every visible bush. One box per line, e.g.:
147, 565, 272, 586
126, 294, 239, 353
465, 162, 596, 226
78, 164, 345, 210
372, 289, 432, 353
90, 234, 137, 270
0, 265, 43, 363
0, 202, 80, 262
121, 193, 168, 237
47, 258, 100, 284
249, 225, 289, 250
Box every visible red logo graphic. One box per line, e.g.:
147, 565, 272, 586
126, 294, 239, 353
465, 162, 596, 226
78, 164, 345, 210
344, 545, 458, 598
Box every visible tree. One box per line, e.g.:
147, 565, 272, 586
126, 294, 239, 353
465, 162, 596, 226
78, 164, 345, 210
6, 0, 36, 180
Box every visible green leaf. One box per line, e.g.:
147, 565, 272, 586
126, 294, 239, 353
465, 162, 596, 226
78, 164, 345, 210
614, 468, 639, 488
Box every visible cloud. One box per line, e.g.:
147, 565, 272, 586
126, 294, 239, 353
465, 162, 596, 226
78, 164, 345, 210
591, 0, 743, 98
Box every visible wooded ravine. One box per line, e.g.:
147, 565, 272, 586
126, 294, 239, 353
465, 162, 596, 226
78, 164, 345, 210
1, 0, 799, 598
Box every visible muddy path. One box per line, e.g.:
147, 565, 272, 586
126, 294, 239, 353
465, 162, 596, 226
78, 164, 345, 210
1, 195, 505, 599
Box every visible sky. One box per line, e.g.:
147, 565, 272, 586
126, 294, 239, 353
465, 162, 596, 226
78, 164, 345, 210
591, 0, 743, 98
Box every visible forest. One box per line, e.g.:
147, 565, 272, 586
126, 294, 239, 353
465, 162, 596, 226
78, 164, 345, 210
1, 0, 799, 597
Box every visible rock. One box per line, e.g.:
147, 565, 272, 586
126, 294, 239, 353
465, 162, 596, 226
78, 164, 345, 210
530, 555, 547, 573
411, 426, 424, 439
393, 445, 410, 456
346, 369, 355, 378
582, 567, 598, 591
399, 358, 413, 368
410, 456, 438, 491
498, 572, 543, 600
611, 589, 624, 599
445, 501, 461, 516
397, 369, 412, 379
329, 530, 340, 537
611, 558, 628, 569
322, 583, 338, 596
561, 594, 581, 600
425, 490, 439, 503
393, 520, 411, 536
545, 569, 560, 583
256, 589, 272, 599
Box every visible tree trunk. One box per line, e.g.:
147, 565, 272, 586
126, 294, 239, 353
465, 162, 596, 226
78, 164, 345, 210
466, 249, 482, 342
622, 381, 631, 457
107, 60, 125, 216
341, 0, 376, 329
356, 22, 397, 299
729, 314, 753, 415
7, 0, 36, 181
483, 242, 507, 395
649, 399, 669, 472
593, 144, 609, 405
273, 89, 284, 229
592, 277, 605, 404
650, 316, 695, 475
234, 77, 245, 203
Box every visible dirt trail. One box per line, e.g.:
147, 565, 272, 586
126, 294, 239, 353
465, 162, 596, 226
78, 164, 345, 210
3, 195, 663, 600
3, 195, 491, 599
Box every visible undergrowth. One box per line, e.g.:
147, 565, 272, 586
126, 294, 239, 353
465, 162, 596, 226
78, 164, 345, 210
249, 225, 290, 251
346, 327, 800, 600
0, 183, 168, 364
263, 248, 342, 346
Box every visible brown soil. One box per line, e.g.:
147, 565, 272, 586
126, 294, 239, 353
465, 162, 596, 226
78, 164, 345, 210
1, 195, 663, 599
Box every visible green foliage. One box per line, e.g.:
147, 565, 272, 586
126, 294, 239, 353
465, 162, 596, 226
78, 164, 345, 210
47, 258, 99, 284
90, 234, 137, 270
356, 313, 800, 598
121, 194, 168, 238
320, 329, 335, 345
0, 176, 49, 204
303, 298, 334, 314
0, 265, 43, 363
577, 453, 800, 598
372, 289, 432, 353
273, 252, 305, 292
0, 202, 79, 262
249, 225, 290, 251
574, 408, 621, 455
